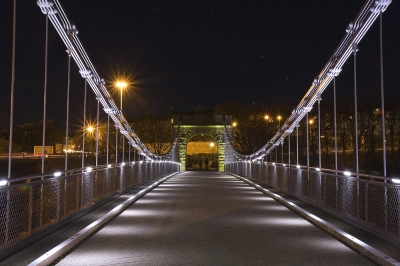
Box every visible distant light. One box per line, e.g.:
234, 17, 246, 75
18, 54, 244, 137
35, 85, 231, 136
272, 162, 276, 166
315, 168, 321, 172
282, 164, 286, 167
107, 164, 112, 168
343, 171, 351, 177
86, 167, 92, 172
392, 178, 400, 184
54, 172, 62, 177
0, 180, 8, 186
122, 162, 126, 166
132, 162, 135, 165
296, 165, 301, 169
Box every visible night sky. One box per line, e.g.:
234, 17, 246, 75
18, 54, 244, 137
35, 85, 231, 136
1, 0, 399, 130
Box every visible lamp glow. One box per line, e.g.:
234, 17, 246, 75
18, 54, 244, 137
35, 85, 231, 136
0, 180, 8, 186
86, 167, 93, 172
344, 171, 351, 177
296, 165, 301, 169
54, 172, 62, 177
392, 178, 400, 184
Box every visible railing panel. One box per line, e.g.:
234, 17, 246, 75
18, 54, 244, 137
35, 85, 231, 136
226, 162, 400, 248
0, 162, 179, 258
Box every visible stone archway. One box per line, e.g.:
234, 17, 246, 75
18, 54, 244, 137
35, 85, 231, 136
172, 114, 232, 172
185, 133, 218, 171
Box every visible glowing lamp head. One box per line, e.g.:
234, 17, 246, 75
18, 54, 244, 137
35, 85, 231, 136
116, 81, 127, 89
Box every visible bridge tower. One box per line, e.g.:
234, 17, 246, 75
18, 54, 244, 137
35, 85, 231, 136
172, 113, 233, 171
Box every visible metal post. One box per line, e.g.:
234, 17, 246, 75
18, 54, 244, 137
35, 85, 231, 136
352, 43, 359, 173
96, 98, 99, 166
379, 11, 388, 232
288, 133, 290, 165
8, 0, 16, 180
115, 125, 118, 163
281, 142, 283, 164
106, 114, 109, 165
128, 141, 131, 163
82, 78, 87, 168
317, 95, 322, 168
379, 11, 386, 177
333, 76, 338, 171
122, 136, 125, 163
296, 125, 299, 165
41, 12, 49, 174
306, 112, 309, 167
65, 50, 71, 170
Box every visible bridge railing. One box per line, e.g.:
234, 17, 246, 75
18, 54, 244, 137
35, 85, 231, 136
0, 161, 179, 259
225, 162, 400, 249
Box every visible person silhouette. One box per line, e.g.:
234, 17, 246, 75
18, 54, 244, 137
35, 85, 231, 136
199, 160, 203, 170
205, 157, 209, 170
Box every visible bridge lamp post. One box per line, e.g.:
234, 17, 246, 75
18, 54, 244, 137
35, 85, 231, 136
232, 122, 237, 141
264, 115, 269, 138
277, 115, 282, 128
210, 142, 215, 160
86, 125, 95, 160
116, 81, 127, 163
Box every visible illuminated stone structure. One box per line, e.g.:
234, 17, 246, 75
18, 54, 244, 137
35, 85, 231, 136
172, 113, 233, 172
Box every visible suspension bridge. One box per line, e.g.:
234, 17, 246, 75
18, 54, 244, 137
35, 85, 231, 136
1, 0, 400, 265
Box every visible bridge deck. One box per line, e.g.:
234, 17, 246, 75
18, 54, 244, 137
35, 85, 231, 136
50, 171, 375, 265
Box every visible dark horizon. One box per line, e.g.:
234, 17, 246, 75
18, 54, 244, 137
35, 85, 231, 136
1, 0, 399, 131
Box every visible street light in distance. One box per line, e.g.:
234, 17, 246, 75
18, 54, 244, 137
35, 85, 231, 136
116, 81, 127, 111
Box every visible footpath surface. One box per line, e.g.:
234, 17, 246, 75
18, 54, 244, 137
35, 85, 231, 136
47, 171, 379, 265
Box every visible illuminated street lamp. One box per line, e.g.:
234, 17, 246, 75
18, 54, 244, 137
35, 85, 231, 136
210, 142, 215, 159
264, 114, 269, 141
277, 115, 282, 128
85, 125, 95, 158
116, 81, 127, 163
116, 81, 127, 111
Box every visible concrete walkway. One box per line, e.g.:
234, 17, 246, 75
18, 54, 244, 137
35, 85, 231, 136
53, 171, 375, 265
